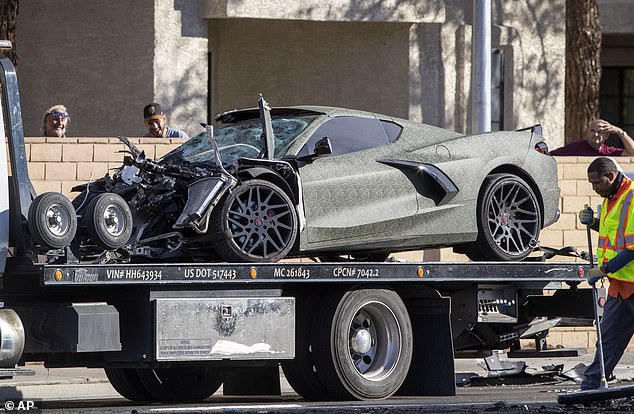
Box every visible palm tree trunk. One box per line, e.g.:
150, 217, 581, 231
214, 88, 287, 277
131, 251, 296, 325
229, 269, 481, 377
565, 0, 602, 144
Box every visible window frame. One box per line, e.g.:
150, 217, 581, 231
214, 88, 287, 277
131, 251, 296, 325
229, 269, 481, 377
600, 66, 634, 136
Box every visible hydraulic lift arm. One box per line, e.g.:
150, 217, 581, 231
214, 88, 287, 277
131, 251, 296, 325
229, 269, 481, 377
0, 42, 35, 259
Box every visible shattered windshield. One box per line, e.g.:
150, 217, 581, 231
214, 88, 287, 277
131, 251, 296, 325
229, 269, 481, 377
164, 114, 320, 166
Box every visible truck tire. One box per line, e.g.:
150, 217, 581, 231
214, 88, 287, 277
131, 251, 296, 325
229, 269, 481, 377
28, 192, 77, 249
466, 174, 541, 261
211, 179, 297, 262
104, 368, 153, 401
311, 288, 413, 400
136, 366, 223, 402
281, 291, 333, 401
85, 193, 133, 250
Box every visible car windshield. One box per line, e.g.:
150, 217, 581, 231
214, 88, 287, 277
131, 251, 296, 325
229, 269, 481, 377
163, 114, 320, 166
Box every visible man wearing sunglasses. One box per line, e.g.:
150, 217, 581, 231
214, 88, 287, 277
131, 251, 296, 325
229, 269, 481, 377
143, 103, 188, 138
41, 104, 70, 138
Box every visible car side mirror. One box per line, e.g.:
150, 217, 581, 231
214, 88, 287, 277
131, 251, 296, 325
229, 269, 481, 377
296, 137, 333, 163
313, 137, 332, 157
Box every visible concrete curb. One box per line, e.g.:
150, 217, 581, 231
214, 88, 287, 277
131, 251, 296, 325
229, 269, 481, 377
0, 366, 119, 401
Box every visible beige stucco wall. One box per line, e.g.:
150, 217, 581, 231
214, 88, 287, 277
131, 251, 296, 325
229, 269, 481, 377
598, 0, 634, 35
154, 1, 209, 133
208, 19, 412, 119
16, 1, 564, 146
17, 1, 155, 137
202, 0, 445, 23
17, 1, 208, 138
207, 0, 566, 147
495, 1, 566, 147
598, 1, 634, 69
425, 0, 566, 142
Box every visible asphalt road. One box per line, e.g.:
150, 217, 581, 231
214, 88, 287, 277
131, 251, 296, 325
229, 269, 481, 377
20, 373, 634, 413
23, 385, 634, 414
6, 353, 634, 413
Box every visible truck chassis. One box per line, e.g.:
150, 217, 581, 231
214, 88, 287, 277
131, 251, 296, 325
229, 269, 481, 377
0, 258, 593, 401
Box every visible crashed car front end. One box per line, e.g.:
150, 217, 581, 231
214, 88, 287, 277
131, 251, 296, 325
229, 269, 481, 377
43, 96, 312, 264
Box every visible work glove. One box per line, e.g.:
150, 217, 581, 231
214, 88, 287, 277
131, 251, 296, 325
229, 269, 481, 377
579, 206, 596, 226
587, 267, 605, 285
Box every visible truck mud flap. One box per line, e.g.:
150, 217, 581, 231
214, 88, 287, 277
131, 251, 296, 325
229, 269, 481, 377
154, 297, 295, 361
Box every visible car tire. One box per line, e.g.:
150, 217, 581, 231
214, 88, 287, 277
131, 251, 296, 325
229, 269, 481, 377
136, 366, 223, 402
466, 173, 541, 261
85, 193, 133, 250
28, 192, 77, 249
211, 179, 298, 263
311, 288, 413, 400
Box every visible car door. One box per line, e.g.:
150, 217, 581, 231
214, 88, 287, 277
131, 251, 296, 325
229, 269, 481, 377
296, 116, 419, 248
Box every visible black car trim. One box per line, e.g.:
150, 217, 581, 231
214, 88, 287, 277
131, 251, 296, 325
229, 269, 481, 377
377, 159, 459, 206
215, 108, 326, 124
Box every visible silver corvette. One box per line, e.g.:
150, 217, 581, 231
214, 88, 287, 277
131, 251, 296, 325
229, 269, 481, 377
198, 97, 560, 262
29, 96, 560, 264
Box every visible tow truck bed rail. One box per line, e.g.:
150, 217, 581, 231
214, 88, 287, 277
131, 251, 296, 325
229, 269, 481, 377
41, 261, 588, 285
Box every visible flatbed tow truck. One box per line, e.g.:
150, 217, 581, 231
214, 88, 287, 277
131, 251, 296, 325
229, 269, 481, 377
0, 42, 595, 402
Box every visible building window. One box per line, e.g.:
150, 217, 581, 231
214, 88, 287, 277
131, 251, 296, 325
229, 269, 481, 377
491, 49, 505, 132
600, 67, 634, 136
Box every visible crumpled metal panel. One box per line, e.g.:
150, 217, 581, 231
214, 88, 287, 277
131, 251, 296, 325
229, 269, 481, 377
155, 297, 294, 361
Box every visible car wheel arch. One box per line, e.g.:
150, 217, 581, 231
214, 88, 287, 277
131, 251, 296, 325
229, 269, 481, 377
487, 164, 545, 228
237, 167, 298, 204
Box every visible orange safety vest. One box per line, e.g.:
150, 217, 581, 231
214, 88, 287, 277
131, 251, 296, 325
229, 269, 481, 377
597, 183, 634, 283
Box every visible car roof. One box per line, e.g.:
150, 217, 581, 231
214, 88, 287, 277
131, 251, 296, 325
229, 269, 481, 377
213, 105, 461, 140
214, 105, 386, 124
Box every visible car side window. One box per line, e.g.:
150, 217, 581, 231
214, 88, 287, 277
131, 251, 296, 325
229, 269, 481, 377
381, 120, 403, 143
298, 116, 390, 158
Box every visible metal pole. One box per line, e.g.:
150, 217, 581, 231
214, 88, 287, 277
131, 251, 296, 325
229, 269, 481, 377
472, 0, 491, 133
586, 223, 609, 389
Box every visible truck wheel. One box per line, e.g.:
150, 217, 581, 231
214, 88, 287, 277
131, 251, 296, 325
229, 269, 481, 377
136, 366, 223, 402
28, 192, 77, 249
466, 174, 542, 261
104, 368, 153, 401
212, 179, 297, 262
312, 289, 413, 400
281, 292, 333, 401
85, 193, 133, 250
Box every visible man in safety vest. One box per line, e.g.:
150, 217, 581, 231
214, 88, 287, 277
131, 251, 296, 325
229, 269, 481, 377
578, 157, 634, 390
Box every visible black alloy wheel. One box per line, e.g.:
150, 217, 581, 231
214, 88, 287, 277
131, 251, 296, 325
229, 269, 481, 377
212, 179, 297, 262
467, 173, 541, 261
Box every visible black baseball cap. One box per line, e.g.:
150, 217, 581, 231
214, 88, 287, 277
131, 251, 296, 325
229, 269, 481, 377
144, 103, 164, 120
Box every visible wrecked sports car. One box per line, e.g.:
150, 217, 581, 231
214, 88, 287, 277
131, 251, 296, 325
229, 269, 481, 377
27, 96, 560, 264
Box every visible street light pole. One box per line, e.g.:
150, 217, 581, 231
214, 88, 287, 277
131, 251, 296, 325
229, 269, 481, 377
472, 0, 491, 133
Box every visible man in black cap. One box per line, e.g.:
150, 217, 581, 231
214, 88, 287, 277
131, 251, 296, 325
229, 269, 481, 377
143, 103, 188, 138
